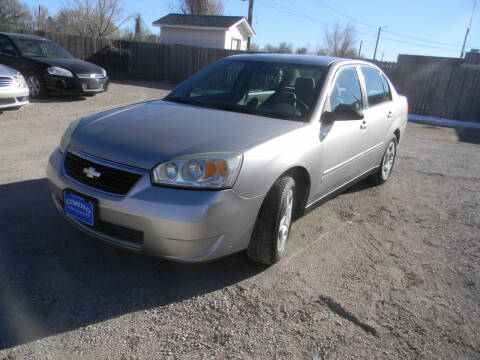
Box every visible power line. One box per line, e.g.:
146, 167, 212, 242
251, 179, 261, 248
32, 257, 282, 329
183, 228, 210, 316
311, 0, 466, 51
256, 0, 463, 53
311, 0, 377, 29
381, 36, 461, 53
383, 29, 462, 48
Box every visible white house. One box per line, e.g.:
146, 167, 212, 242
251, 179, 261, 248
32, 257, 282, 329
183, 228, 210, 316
152, 14, 255, 51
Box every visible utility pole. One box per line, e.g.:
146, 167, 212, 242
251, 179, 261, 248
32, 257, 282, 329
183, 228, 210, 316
461, 0, 477, 57
358, 41, 363, 57
373, 27, 381, 60
373, 25, 388, 60
247, 0, 254, 51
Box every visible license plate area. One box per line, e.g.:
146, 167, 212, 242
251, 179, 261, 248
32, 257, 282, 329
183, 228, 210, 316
63, 190, 97, 226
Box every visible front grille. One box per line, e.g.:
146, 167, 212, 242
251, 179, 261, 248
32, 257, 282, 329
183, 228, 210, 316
0, 98, 15, 105
0, 77, 13, 87
64, 151, 143, 195
77, 73, 104, 79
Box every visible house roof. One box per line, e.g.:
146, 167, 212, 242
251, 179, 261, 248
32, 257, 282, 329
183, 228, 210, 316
153, 14, 243, 27
152, 13, 255, 36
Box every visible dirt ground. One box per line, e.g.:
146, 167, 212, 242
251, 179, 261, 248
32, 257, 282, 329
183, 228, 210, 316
0, 82, 479, 359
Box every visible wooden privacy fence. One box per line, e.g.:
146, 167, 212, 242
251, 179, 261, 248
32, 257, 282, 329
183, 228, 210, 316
2, 29, 479, 122
375, 58, 480, 122
49, 34, 243, 83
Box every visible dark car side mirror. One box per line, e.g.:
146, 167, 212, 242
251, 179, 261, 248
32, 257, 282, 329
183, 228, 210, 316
322, 103, 364, 123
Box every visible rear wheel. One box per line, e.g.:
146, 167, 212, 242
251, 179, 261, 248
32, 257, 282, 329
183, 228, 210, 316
368, 138, 397, 185
26, 73, 47, 98
247, 176, 295, 265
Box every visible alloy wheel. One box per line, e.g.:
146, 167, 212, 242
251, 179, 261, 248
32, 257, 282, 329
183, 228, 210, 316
382, 141, 396, 180
277, 189, 293, 253
27, 75, 41, 97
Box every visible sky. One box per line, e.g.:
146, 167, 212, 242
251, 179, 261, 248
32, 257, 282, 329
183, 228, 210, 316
22, 0, 480, 62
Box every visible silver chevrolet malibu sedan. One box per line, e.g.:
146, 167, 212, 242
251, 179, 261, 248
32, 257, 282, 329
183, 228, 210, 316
46, 54, 407, 265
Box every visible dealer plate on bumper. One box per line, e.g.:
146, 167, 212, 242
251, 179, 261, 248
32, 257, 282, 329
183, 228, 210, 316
64, 191, 95, 226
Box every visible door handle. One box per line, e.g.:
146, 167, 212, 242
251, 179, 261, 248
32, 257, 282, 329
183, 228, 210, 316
387, 111, 393, 119
360, 120, 367, 130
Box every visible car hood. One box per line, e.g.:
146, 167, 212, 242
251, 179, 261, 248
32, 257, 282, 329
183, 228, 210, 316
70, 100, 305, 169
0, 64, 20, 76
30, 57, 104, 75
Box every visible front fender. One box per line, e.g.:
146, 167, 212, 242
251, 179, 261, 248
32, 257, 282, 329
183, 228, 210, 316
233, 124, 318, 199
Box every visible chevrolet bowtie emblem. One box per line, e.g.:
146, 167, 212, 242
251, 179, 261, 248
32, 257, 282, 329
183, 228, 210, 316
83, 167, 101, 179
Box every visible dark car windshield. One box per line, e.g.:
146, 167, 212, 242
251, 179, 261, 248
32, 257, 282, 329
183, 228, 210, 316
165, 60, 325, 121
12, 38, 72, 58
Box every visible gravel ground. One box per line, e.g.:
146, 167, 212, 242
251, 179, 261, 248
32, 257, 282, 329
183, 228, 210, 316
0, 82, 479, 359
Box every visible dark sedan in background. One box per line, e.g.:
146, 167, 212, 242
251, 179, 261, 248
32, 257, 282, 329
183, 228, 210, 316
0, 32, 109, 98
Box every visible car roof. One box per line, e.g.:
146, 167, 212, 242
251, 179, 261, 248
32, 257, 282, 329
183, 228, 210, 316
0, 32, 49, 41
226, 53, 345, 67
225, 53, 385, 72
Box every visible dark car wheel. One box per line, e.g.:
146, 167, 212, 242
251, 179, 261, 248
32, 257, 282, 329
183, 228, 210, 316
368, 138, 397, 185
248, 176, 295, 265
26, 73, 47, 98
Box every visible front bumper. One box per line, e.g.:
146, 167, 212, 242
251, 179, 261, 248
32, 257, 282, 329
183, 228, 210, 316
43, 74, 109, 95
0, 86, 29, 109
46, 148, 264, 262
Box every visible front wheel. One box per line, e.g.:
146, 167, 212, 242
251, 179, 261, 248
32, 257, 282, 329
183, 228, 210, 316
26, 73, 47, 98
368, 138, 397, 185
247, 176, 295, 265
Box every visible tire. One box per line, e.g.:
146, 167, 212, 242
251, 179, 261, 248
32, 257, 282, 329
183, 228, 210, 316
247, 176, 295, 265
26, 72, 47, 98
368, 138, 397, 185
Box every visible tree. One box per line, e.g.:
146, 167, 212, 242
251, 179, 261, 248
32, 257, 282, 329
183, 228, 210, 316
320, 22, 357, 58
171, 0, 223, 15
249, 43, 260, 52
0, 0, 33, 31
295, 46, 309, 54
121, 14, 156, 41
263, 42, 293, 54
57, 0, 133, 37
33, 4, 50, 32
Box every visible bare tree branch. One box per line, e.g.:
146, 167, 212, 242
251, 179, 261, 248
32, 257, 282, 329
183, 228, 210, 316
57, 0, 133, 37
171, 0, 223, 15
320, 22, 358, 58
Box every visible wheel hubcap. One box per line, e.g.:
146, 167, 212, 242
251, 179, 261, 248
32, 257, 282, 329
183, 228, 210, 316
382, 141, 396, 180
277, 189, 293, 253
27, 76, 40, 96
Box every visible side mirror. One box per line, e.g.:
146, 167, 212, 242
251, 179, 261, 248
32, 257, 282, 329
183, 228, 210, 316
322, 103, 364, 123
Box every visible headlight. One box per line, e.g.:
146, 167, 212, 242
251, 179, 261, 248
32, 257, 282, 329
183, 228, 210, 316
101, 68, 107, 77
14, 74, 27, 88
47, 66, 74, 77
59, 118, 82, 153
152, 153, 243, 189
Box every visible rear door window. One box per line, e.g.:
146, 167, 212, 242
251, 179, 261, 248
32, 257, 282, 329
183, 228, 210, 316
381, 75, 392, 101
361, 66, 387, 106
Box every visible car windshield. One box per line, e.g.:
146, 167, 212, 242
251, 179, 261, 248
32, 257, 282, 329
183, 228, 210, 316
165, 60, 325, 121
12, 38, 72, 58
